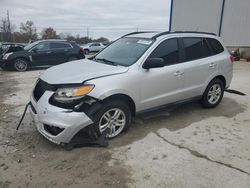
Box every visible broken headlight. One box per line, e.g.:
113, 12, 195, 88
54, 85, 95, 103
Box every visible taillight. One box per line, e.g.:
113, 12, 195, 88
80, 48, 84, 53
230, 55, 235, 63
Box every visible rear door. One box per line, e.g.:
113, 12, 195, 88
180, 37, 217, 99
139, 38, 185, 110
49, 42, 72, 65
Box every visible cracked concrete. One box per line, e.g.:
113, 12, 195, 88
110, 133, 250, 188
155, 132, 250, 176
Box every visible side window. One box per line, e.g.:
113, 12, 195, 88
149, 38, 179, 65
202, 39, 212, 57
33, 42, 49, 51
206, 38, 224, 55
183, 38, 204, 61
50, 42, 71, 49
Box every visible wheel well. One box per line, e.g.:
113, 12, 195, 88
68, 55, 79, 60
213, 75, 226, 88
15, 57, 30, 64
103, 94, 136, 116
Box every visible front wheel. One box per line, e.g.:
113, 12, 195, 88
93, 100, 131, 139
14, 58, 28, 71
201, 78, 224, 108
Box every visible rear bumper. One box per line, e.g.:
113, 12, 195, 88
29, 91, 93, 144
224, 68, 233, 89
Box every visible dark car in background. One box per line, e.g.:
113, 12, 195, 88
0, 39, 85, 71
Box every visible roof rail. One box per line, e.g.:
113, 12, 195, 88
152, 31, 217, 39
122, 31, 156, 38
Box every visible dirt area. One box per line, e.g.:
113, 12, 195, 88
0, 61, 250, 188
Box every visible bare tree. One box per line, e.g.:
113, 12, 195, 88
20, 20, 37, 42
0, 17, 14, 42
41, 27, 59, 39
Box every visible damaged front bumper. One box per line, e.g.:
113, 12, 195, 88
30, 91, 93, 144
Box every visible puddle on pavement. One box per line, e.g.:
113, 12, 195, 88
110, 97, 245, 148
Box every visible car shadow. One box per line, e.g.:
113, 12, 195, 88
110, 97, 245, 147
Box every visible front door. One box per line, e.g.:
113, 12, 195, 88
139, 38, 185, 111
31, 42, 52, 66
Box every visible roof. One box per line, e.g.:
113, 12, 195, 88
124, 31, 217, 39
37, 39, 67, 42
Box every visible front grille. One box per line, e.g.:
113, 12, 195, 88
33, 79, 57, 101
44, 124, 64, 136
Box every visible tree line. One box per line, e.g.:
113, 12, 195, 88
0, 19, 109, 44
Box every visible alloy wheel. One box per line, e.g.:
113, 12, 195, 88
14, 59, 27, 71
99, 108, 126, 138
207, 83, 222, 104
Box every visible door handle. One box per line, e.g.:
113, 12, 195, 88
209, 63, 216, 68
174, 71, 184, 76
46, 51, 52, 54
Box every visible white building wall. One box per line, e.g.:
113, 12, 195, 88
221, 0, 250, 47
171, 0, 250, 47
171, 0, 222, 34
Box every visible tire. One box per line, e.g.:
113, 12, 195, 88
92, 100, 131, 139
201, 78, 224, 108
68, 56, 78, 61
84, 49, 89, 55
14, 58, 28, 72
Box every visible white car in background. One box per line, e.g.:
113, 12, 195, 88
81, 42, 106, 54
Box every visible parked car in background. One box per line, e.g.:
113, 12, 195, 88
0, 39, 85, 71
230, 48, 240, 61
81, 42, 106, 54
29, 31, 233, 147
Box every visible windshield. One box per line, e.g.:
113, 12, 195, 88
24, 41, 40, 50
94, 37, 153, 66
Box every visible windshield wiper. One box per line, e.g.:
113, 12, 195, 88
95, 58, 117, 66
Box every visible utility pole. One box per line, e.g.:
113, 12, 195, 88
7, 10, 11, 42
87, 27, 89, 38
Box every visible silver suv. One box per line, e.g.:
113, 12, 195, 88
30, 31, 233, 146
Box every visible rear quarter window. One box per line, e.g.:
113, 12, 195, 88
206, 38, 224, 55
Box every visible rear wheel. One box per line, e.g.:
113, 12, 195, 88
201, 78, 224, 108
14, 58, 28, 71
84, 49, 89, 55
93, 100, 131, 139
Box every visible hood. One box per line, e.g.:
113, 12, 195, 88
40, 59, 129, 84
8, 49, 28, 58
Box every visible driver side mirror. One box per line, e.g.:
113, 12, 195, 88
142, 58, 165, 69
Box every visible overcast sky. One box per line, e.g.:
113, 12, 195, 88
0, 0, 171, 40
